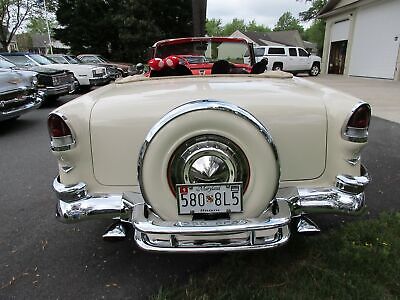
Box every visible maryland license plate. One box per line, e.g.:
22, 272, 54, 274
176, 183, 242, 215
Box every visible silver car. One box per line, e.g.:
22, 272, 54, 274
0, 68, 43, 122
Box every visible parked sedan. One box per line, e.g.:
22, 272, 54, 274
49, 37, 370, 253
47, 54, 122, 81
0, 55, 76, 101
77, 54, 136, 78
0, 68, 42, 121
1, 52, 110, 90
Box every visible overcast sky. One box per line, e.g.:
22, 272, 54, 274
206, 0, 312, 28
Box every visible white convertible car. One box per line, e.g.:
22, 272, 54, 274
49, 37, 370, 252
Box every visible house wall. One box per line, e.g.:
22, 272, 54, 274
396, 41, 400, 81
321, 0, 400, 81
321, 11, 355, 75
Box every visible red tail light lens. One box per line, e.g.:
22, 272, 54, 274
347, 104, 371, 129
343, 103, 371, 143
48, 114, 75, 151
48, 114, 72, 138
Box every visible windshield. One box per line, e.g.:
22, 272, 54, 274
155, 40, 250, 65
97, 56, 108, 63
0, 57, 16, 68
65, 55, 80, 64
48, 56, 67, 64
29, 54, 56, 65
254, 48, 265, 57
3, 55, 36, 67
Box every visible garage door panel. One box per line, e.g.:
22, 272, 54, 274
349, 0, 400, 79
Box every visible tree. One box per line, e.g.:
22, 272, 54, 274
221, 18, 247, 36
0, 0, 34, 50
299, 0, 327, 21
55, 0, 117, 57
205, 18, 270, 37
303, 19, 325, 54
55, 0, 193, 62
26, 16, 57, 33
273, 11, 304, 33
205, 18, 222, 36
0, 0, 57, 50
25, 0, 58, 34
299, 0, 327, 55
247, 20, 271, 33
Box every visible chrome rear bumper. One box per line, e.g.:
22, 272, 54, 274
53, 165, 370, 252
129, 193, 291, 252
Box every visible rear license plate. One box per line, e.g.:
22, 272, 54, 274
176, 183, 242, 215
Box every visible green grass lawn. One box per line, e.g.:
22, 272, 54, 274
153, 213, 400, 300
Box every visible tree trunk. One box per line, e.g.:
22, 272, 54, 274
192, 0, 207, 36
0, 40, 9, 52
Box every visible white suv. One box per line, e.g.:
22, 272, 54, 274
254, 46, 321, 76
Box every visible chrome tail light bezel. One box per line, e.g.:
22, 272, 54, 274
48, 113, 76, 151
342, 102, 371, 143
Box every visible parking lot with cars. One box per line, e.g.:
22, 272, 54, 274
1, 75, 400, 298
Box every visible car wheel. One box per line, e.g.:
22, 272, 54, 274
79, 85, 92, 93
116, 70, 124, 78
138, 101, 280, 221
272, 64, 283, 71
309, 64, 320, 76
69, 77, 80, 94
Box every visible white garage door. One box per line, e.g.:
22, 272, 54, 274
349, 0, 400, 79
330, 19, 350, 42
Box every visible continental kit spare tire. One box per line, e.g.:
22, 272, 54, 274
138, 100, 280, 221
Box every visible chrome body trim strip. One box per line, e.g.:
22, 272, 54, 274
137, 100, 281, 206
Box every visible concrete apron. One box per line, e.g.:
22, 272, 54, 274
306, 75, 400, 124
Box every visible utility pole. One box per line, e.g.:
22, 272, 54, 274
43, 0, 53, 54
192, 0, 207, 36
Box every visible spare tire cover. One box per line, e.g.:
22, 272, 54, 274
138, 100, 280, 221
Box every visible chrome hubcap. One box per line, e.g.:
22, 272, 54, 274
184, 150, 235, 183
168, 135, 250, 193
